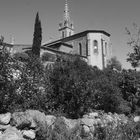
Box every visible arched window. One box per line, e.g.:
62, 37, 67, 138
105, 42, 107, 55
86, 42, 88, 56
79, 43, 82, 55
93, 40, 98, 53
62, 31, 65, 38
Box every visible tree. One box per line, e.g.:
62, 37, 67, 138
32, 12, 42, 57
49, 55, 98, 118
107, 56, 122, 71
126, 23, 140, 68
0, 37, 53, 113
49, 54, 127, 118
119, 69, 140, 114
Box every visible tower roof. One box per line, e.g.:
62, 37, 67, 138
59, 0, 74, 38
64, 0, 70, 22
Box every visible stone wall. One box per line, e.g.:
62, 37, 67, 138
0, 110, 129, 140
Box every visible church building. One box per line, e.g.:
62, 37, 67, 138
9, 0, 111, 69
41, 0, 112, 69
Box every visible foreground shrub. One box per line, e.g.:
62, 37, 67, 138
93, 121, 140, 140
35, 115, 140, 140
0, 49, 53, 113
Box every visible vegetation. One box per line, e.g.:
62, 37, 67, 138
35, 117, 140, 140
107, 56, 122, 71
0, 45, 53, 113
48, 55, 140, 118
0, 22, 140, 138
126, 23, 140, 68
32, 12, 42, 57
0, 45, 140, 116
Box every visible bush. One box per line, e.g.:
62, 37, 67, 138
36, 116, 140, 140
49, 55, 128, 118
0, 49, 53, 113
49, 55, 101, 118
1, 45, 140, 118
93, 121, 140, 140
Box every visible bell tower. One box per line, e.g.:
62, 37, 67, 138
59, 0, 74, 38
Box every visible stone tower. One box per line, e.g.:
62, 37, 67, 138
59, 0, 74, 38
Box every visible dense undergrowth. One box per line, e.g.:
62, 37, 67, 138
0, 49, 140, 117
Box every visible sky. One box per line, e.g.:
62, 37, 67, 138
0, 0, 140, 69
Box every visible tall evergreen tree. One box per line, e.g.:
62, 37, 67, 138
32, 12, 42, 57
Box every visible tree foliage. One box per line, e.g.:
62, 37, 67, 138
49, 55, 95, 118
107, 56, 122, 71
49, 55, 131, 118
32, 12, 42, 57
126, 23, 140, 68
0, 45, 53, 113
1, 39, 140, 118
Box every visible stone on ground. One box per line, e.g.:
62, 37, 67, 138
0, 113, 11, 125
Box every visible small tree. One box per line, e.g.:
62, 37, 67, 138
107, 56, 122, 71
126, 23, 140, 68
32, 12, 42, 57
49, 55, 97, 118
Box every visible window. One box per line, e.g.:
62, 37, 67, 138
62, 31, 65, 38
93, 40, 98, 53
105, 42, 107, 55
79, 43, 82, 55
86, 42, 88, 56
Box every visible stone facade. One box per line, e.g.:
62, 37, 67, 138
10, 0, 112, 70
42, 30, 111, 69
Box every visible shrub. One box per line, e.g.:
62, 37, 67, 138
49, 55, 127, 118
0, 49, 53, 113
93, 121, 140, 140
49, 55, 101, 118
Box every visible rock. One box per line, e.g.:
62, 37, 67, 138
81, 125, 93, 139
81, 118, 96, 127
22, 130, 35, 140
119, 114, 128, 124
25, 110, 46, 124
11, 112, 31, 129
0, 127, 25, 140
0, 124, 10, 130
0, 113, 11, 125
134, 116, 140, 122
96, 118, 102, 125
104, 114, 114, 123
0, 131, 3, 139
25, 110, 48, 131
82, 125, 90, 133
30, 119, 37, 129
83, 114, 89, 118
88, 112, 98, 118
61, 117, 80, 130
89, 126, 95, 133
46, 115, 56, 127
26, 110, 56, 129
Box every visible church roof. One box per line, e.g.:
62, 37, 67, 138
43, 30, 110, 48
42, 42, 73, 49
41, 45, 87, 59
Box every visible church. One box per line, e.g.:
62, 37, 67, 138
13, 0, 112, 69
40, 0, 111, 69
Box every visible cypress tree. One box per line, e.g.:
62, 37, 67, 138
32, 12, 42, 57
